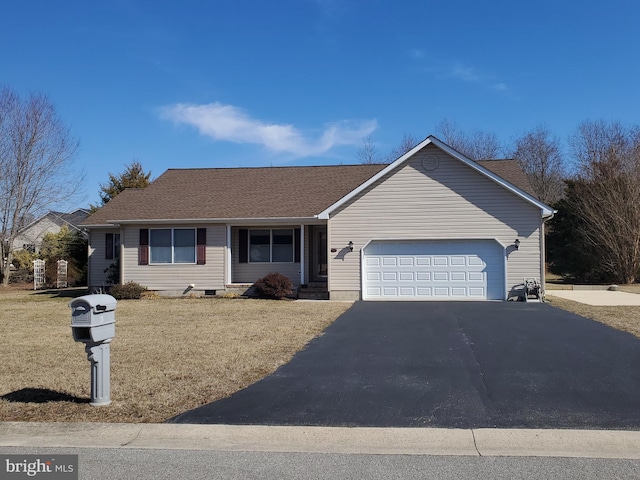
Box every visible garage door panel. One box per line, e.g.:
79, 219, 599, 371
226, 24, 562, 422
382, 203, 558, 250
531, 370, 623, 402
366, 257, 381, 266
399, 272, 414, 281
451, 272, 466, 281
433, 272, 448, 281
450, 256, 466, 266
416, 287, 432, 296
363, 240, 505, 301
433, 257, 448, 266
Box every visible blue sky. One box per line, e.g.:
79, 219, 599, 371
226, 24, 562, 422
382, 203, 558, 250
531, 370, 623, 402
2, 0, 639, 208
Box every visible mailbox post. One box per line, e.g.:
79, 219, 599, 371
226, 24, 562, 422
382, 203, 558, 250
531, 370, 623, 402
69, 294, 117, 406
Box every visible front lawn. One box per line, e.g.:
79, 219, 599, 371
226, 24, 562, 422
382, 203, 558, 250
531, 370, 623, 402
0, 289, 350, 423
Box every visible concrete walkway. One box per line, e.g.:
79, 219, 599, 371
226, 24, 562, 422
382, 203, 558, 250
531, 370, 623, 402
546, 290, 640, 306
1, 422, 640, 459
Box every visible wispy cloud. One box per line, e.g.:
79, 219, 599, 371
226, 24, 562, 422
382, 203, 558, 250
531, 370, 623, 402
450, 64, 483, 83
448, 63, 509, 93
160, 102, 378, 157
410, 53, 511, 94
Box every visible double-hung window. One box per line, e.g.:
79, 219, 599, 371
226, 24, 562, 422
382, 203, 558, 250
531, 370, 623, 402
149, 228, 196, 264
105, 233, 120, 260
249, 229, 294, 263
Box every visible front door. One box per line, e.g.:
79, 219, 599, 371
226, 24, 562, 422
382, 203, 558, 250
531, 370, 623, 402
310, 226, 328, 282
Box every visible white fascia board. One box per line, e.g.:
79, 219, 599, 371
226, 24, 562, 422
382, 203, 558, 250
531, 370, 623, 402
318, 135, 556, 219
105, 217, 320, 226
80, 224, 120, 229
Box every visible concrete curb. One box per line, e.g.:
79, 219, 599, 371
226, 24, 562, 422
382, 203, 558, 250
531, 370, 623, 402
1, 423, 640, 459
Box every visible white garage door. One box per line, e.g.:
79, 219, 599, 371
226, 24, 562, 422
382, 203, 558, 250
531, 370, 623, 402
363, 240, 505, 301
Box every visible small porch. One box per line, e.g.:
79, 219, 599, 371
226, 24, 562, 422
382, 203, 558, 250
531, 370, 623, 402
225, 224, 328, 293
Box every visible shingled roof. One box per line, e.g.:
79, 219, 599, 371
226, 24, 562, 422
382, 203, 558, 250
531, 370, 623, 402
83, 164, 387, 225
476, 159, 536, 197
82, 157, 536, 227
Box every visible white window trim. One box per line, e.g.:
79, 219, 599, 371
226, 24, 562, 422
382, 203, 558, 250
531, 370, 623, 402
149, 228, 197, 265
248, 228, 295, 264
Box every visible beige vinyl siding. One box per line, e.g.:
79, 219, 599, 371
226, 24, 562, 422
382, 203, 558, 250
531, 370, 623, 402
88, 228, 121, 288
12, 217, 62, 251
230, 226, 303, 285
329, 144, 542, 297
122, 225, 225, 291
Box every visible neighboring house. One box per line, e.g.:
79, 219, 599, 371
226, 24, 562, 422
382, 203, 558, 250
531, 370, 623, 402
81, 136, 555, 301
12, 209, 90, 253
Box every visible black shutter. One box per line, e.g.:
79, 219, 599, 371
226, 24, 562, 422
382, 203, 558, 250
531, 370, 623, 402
139, 229, 149, 265
196, 228, 206, 265
239, 229, 248, 263
294, 228, 301, 263
105, 233, 114, 260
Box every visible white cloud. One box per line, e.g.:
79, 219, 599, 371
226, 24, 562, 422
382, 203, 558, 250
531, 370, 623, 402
446, 63, 509, 93
451, 64, 482, 83
160, 102, 378, 157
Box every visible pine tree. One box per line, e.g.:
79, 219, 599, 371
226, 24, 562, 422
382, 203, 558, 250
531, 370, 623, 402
91, 161, 151, 211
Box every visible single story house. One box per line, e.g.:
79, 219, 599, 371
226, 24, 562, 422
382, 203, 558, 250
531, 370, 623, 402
81, 136, 555, 301
13, 209, 89, 253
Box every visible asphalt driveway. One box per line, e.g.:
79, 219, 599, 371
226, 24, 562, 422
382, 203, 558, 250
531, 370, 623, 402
170, 301, 640, 429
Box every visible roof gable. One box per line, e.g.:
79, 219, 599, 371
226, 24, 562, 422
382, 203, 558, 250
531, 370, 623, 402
318, 136, 554, 219
19, 209, 90, 234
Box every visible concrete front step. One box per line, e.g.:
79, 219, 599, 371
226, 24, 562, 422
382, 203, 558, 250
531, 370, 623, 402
297, 284, 329, 300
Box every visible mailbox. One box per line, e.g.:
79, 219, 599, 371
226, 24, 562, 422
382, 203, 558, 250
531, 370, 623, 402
70, 294, 116, 343
69, 294, 117, 406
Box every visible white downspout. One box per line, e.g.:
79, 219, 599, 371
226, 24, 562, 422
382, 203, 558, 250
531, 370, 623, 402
300, 225, 305, 285
226, 225, 232, 286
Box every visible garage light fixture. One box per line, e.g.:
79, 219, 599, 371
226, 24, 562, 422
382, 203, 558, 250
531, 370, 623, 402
348, 241, 354, 252
514, 239, 520, 250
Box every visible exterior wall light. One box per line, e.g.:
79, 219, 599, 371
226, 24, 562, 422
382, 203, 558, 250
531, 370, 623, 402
348, 241, 354, 252
514, 239, 520, 250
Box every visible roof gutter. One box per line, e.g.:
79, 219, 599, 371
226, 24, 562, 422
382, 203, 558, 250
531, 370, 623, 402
84, 216, 324, 227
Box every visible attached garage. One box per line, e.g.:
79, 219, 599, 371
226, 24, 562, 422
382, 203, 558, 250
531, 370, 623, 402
362, 240, 506, 301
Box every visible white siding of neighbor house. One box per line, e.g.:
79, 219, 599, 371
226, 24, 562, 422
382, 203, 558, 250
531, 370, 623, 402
328, 144, 543, 299
88, 228, 121, 289
230, 226, 305, 285
121, 224, 226, 291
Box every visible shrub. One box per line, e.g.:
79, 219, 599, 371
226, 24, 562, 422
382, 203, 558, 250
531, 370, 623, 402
253, 272, 294, 300
109, 281, 147, 300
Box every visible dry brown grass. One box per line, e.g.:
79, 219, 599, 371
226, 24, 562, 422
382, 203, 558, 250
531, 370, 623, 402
546, 296, 640, 340
0, 288, 350, 423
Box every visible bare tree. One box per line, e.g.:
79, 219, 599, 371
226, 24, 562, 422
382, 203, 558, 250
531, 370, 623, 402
510, 125, 566, 204
0, 86, 81, 286
358, 133, 420, 164
384, 133, 420, 162
357, 135, 380, 164
567, 120, 640, 283
435, 118, 502, 160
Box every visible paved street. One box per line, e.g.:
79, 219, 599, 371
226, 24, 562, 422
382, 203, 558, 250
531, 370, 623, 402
2, 446, 639, 480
